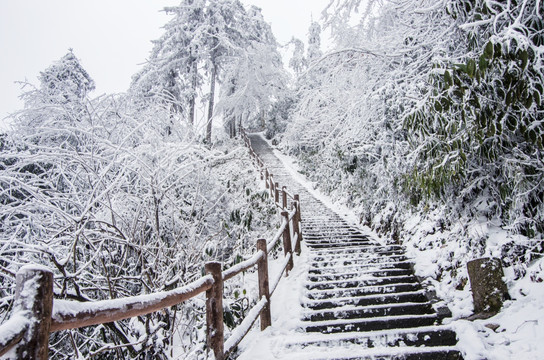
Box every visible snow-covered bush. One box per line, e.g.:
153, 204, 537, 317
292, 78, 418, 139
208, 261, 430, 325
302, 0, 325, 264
281, 0, 544, 320
0, 52, 276, 359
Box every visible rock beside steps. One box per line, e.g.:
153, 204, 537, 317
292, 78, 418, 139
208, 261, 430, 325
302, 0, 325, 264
288, 217, 463, 360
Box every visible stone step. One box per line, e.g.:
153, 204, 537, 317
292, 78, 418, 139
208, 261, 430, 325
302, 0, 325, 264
307, 268, 412, 282
306, 241, 373, 249
311, 250, 406, 261
311, 256, 410, 269
302, 302, 434, 322
305, 283, 422, 300
309, 261, 414, 275
280, 347, 463, 360
303, 313, 440, 333
285, 326, 459, 349
305, 274, 420, 291
303, 290, 429, 310
310, 245, 405, 256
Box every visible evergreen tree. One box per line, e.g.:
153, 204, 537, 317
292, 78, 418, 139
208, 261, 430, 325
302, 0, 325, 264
289, 37, 307, 75
307, 21, 323, 64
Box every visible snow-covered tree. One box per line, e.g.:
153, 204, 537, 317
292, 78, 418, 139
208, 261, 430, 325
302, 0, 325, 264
219, 6, 289, 137
405, 0, 544, 235
289, 37, 307, 75
132, 0, 286, 143
2, 51, 278, 358
307, 21, 323, 64
131, 0, 206, 125
17, 50, 95, 136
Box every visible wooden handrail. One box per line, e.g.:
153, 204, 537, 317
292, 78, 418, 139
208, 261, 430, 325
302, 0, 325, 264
1, 128, 303, 360
51, 275, 214, 332
0, 312, 31, 357
223, 250, 264, 282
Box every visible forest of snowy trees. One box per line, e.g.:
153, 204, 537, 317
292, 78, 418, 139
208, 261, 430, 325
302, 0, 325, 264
0, 0, 543, 358
281, 0, 543, 292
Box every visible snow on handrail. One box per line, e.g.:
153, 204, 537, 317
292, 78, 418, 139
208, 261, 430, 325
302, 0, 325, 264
270, 253, 292, 297
223, 250, 264, 282
223, 296, 268, 357
292, 233, 299, 251
288, 207, 297, 221
267, 218, 288, 253
51, 275, 214, 332
0, 312, 31, 357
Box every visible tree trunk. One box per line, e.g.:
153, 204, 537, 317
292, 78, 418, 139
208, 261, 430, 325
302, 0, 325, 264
188, 60, 197, 126
206, 62, 216, 144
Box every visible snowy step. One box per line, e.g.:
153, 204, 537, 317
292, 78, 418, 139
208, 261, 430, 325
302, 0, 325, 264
304, 233, 370, 239
286, 326, 459, 349
305, 275, 420, 291
303, 290, 428, 310
278, 346, 463, 360
302, 302, 434, 322
312, 260, 414, 272
244, 133, 462, 360
311, 250, 406, 262
308, 268, 412, 281
309, 263, 413, 274
305, 283, 422, 300
310, 245, 405, 256
312, 253, 409, 264
302, 313, 440, 333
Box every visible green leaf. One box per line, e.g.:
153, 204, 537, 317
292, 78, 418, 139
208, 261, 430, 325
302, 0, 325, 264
467, 59, 476, 78
444, 70, 453, 87
484, 41, 494, 59
520, 50, 529, 69
494, 43, 502, 59
479, 55, 488, 73
506, 116, 517, 131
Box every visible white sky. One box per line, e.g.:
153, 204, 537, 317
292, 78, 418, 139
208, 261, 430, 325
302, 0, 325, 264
0, 0, 330, 126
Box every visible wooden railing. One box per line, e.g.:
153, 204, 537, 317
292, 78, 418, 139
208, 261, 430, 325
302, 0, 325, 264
0, 131, 303, 360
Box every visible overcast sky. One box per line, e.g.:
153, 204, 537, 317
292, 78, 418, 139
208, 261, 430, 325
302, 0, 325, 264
0, 0, 330, 126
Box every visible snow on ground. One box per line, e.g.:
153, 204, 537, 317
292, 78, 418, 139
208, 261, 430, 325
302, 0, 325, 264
237, 134, 544, 360
453, 257, 544, 360
235, 242, 311, 359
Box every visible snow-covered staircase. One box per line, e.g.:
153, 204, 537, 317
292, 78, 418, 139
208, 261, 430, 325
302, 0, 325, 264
240, 134, 463, 360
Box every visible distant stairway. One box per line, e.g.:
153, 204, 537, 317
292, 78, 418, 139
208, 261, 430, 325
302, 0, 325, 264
243, 134, 463, 360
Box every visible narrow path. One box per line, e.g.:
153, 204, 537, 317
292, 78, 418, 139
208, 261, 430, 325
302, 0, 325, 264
239, 134, 463, 359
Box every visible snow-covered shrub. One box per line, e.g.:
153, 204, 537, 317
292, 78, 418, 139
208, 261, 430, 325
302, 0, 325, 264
0, 52, 277, 359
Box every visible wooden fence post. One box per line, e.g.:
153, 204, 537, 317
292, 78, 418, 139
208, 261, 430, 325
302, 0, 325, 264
294, 194, 303, 244
281, 212, 294, 274
14, 265, 53, 360
256, 239, 271, 330
281, 187, 288, 210
269, 176, 274, 198
265, 170, 270, 189
274, 182, 280, 204
292, 202, 302, 256
205, 262, 224, 360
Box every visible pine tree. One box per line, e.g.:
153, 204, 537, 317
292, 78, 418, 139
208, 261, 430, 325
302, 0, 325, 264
307, 21, 323, 64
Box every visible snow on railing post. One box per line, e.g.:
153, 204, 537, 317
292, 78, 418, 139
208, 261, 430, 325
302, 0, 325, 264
205, 262, 224, 360
282, 186, 288, 210
269, 175, 274, 197
265, 169, 270, 189
294, 194, 303, 244
274, 182, 280, 204
292, 202, 302, 256
256, 239, 271, 330
281, 212, 294, 275
14, 265, 53, 360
